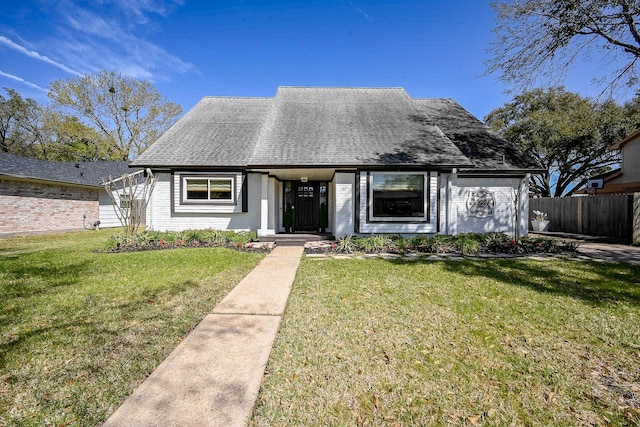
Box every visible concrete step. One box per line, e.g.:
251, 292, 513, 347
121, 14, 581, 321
274, 239, 307, 246
260, 233, 334, 243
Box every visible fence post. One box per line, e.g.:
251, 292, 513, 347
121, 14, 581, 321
577, 197, 583, 234
634, 193, 640, 246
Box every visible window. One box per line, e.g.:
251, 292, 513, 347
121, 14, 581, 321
369, 173, 427, 221
182, 175, 235, 204
119, 193, 131, 209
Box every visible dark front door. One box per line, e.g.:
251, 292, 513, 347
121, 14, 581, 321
294, 183, 318, 231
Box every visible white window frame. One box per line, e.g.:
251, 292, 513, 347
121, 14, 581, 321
368, 172, 428, 222
181, 175, 236, 205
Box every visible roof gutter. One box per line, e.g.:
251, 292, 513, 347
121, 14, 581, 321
0, 173, 103, 189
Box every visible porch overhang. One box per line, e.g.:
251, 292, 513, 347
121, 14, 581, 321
249, 167, 341, 181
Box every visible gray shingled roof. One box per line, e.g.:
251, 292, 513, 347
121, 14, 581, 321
131, 97, 273, 167
0, 153, 133, 187
414, 98, 540, 171
131, 87, 538, 171
249, 87, 472, 167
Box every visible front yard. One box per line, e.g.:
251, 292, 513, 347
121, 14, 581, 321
2, 231, 639, 426
252, 257, 640, 426
0, 230, 264, 426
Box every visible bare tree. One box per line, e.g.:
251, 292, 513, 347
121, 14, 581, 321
103, 169, 157, 236
487, 0, 640, 96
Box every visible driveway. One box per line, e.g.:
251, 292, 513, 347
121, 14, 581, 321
577, 242, 640, 265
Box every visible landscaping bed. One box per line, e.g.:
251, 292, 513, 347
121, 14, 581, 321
305, 232, 581, 256
103, 230, 578, 258
103, 229, 271, 253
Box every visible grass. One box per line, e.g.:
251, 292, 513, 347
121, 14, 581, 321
252, 257, 640, 426
0, 230, 264, 427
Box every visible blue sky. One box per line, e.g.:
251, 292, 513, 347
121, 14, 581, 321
0, 0, 619, 120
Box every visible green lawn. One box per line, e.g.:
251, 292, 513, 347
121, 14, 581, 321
0, 230, 264, 426
252, 257, 640, 426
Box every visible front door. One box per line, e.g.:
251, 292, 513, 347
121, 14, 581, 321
294, 183, 318, 231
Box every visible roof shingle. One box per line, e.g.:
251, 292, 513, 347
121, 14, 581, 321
131, 87, 538, 171
0, 153, 133, 187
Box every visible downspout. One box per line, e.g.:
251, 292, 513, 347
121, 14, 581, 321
446, 168, 457, 235
147, 179, 154, 231
519, 173, 530, 237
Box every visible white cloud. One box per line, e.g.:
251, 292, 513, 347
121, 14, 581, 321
113, 0, 185, 22
0, 36, 82, 76
1, 0, 194, 86
53, 1, 195, 81
0, 70, 48, 92
348, 0, 373, 22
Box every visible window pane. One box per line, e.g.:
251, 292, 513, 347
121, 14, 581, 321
209, 179, 232, 200
186, 179, 209, 200
119, 193, 131, 209
372, 174, 424, 217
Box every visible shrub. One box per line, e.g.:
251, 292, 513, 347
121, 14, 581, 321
394, 237, 408, 254
453, 235, 480, 255
336, 234, 357, 253
228, 231, 257, 245
357, 235, 390, 252
407, 236, 423, 249
561, 240, 581, 252
184, 229, 207, 243
423, 235, 454, 254
483, 232, 512, 253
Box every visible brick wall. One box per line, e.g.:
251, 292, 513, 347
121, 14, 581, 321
0, 178, 99, 234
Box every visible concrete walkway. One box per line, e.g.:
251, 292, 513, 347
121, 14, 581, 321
102, 245, 304, 427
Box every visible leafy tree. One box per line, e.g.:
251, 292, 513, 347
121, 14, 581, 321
0, 88, 43, 156
40, 113, 110, 161
0, 88, 108, 161
488, 0, 640, 95
48, 70, 182, 160
485, 87, 640, 197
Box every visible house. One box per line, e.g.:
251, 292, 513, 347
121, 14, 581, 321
0, 153, 133, 235
130, 87, 541, 238
582, 128, 640, 194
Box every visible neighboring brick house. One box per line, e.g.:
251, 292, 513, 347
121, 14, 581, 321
0, 153, 132, 235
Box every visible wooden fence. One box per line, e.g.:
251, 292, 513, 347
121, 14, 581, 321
529, 194, 635, 240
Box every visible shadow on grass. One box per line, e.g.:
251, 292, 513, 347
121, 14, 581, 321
387, 258, 640, 307
1, 260, 93, 299
0, 279, 203, 370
